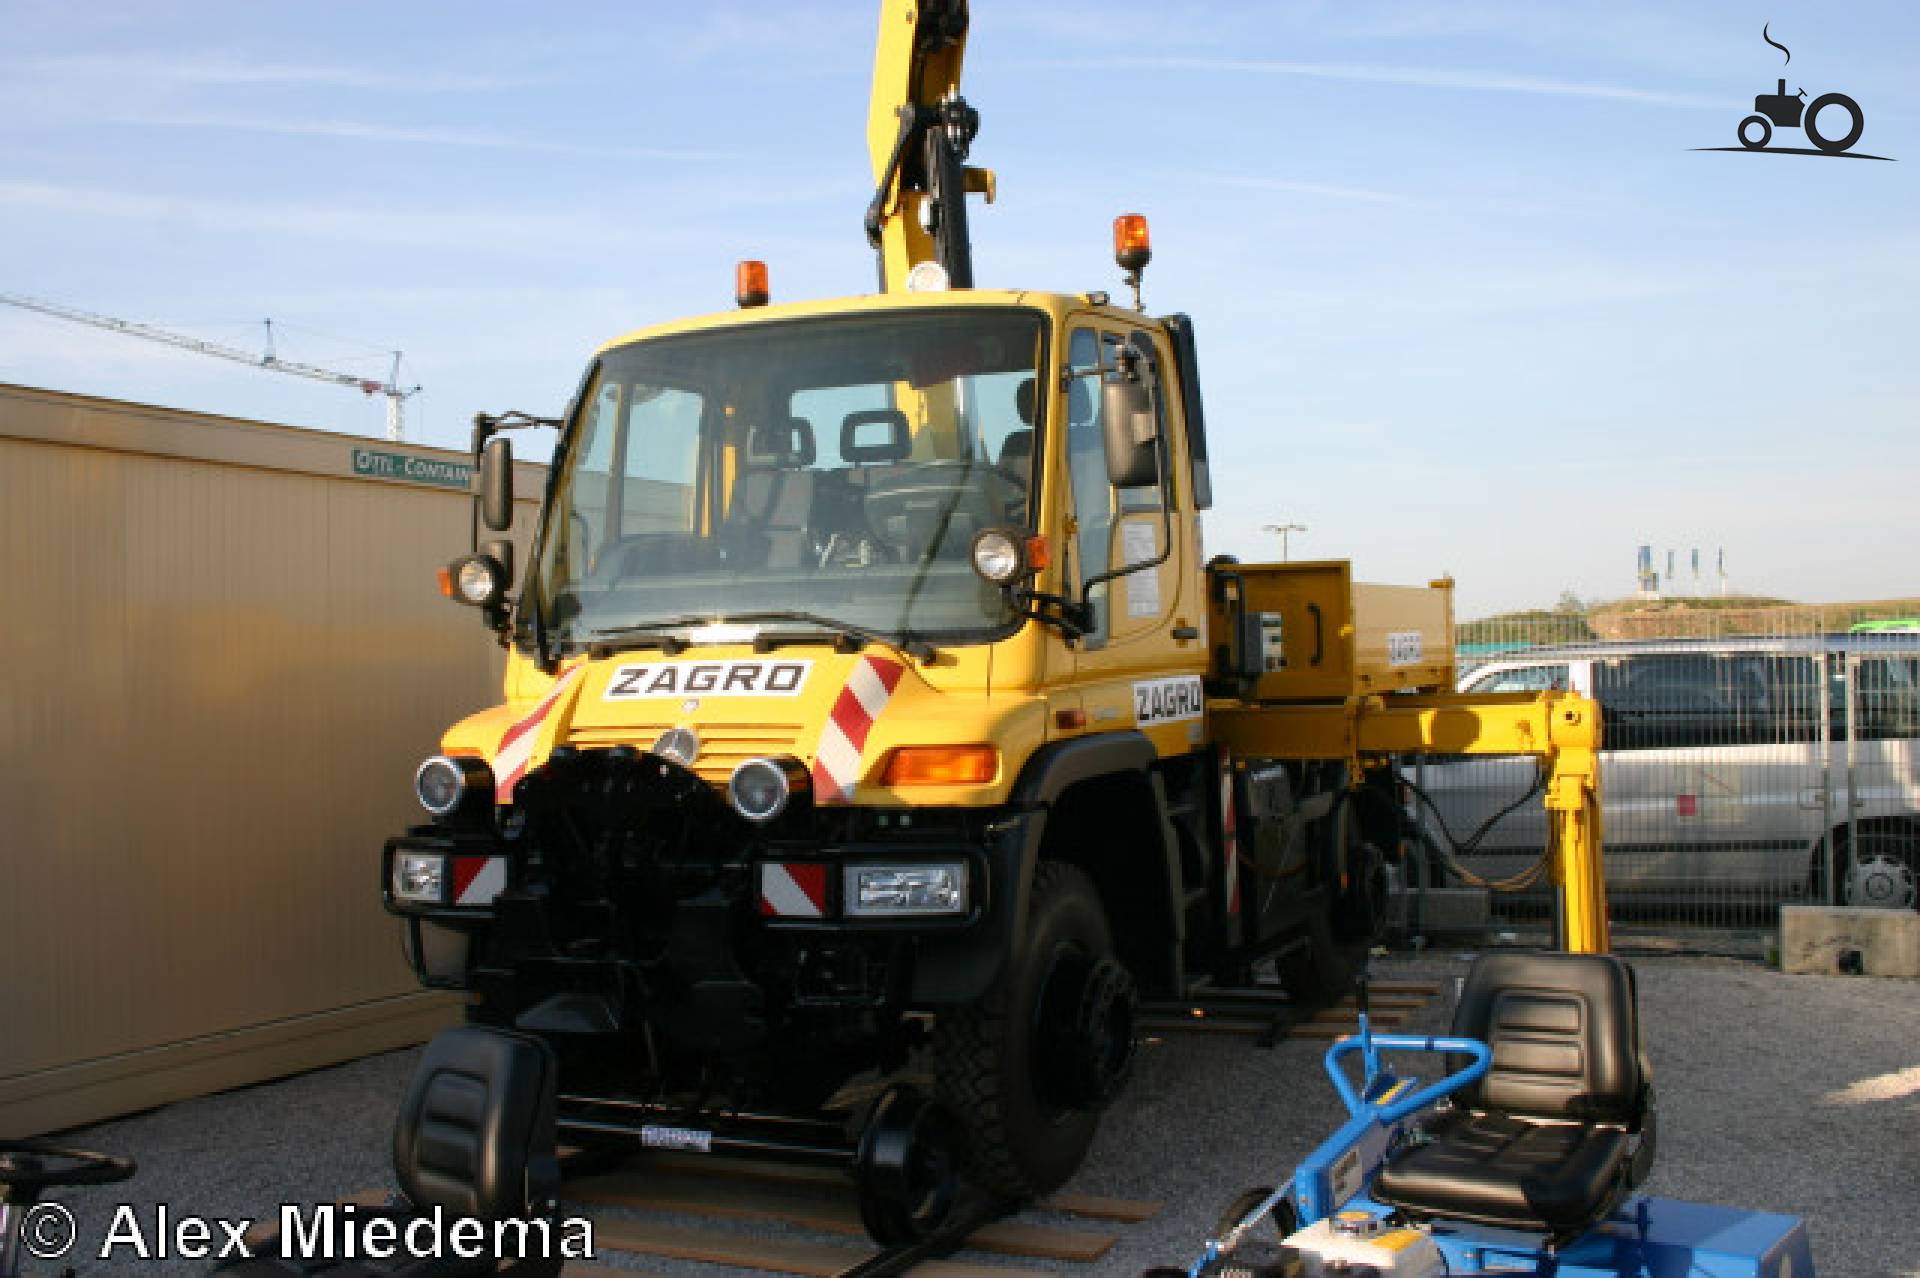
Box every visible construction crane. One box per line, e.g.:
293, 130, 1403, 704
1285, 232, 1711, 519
0, 292, 422, 441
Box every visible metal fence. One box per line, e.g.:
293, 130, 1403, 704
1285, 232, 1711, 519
1402, 600, 1920, 943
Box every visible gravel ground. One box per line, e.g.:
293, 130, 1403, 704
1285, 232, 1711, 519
40, 953, 1920, 1277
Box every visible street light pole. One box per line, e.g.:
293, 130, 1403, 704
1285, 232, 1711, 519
1263, 522, 1307, 561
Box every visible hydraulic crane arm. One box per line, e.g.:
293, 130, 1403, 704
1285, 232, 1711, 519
1211, 691, 1610, 954
865, 0, 995, 292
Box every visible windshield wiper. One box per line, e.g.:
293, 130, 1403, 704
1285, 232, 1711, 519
579, 612, 936, 663
579, 615, 717, 657
720, 611, 938, 664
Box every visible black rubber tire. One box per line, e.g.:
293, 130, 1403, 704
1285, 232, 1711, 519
934, 861, 1118, 1198
1738, 114, 1772, 149
1277, 780, 1378, 1006
1804, 93, 1864, 153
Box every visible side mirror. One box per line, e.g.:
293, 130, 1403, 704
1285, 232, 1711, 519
1101, 376, 1158, 489
480, 436, 514, 532
482, 538, 515, 592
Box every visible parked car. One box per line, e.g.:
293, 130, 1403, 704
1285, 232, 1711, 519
1408, 633, 1920, 913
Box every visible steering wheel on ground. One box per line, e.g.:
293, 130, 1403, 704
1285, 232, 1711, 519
0, 1139, 136, 1202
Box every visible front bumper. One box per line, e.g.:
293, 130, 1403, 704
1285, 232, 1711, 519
380, 807, 1042, 1006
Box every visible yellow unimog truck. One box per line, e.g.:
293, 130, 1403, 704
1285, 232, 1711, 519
381, 0, 1606, 1236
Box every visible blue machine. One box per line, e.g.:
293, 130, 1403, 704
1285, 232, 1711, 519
1158, 953, 1813, 1278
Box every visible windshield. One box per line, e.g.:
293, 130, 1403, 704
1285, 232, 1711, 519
533, 307, 1048, 649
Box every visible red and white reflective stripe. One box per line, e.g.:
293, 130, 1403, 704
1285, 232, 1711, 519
759, 862, 829, 918
1221, 755, 1240, 916
494, 667, 585, 803
452, 855, 507, 907
813, 656, 905, 804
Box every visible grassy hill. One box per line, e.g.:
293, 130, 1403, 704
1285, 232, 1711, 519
1462, 596, 1920, 647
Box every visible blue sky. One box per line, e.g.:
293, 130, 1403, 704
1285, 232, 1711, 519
1, 2, 1914, 616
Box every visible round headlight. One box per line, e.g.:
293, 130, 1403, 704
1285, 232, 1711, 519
414, 755, 492, 818
452, 556, 504, 607
970, 528, 1023, 585
905, 261, 950, 293
729, 756, 809, 823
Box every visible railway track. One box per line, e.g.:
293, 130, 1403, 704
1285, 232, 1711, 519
1138, 978, 1446, 1046
323, 1151, 1159, 1276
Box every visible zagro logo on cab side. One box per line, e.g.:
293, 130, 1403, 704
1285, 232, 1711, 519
1133, 675, 1204, 726
604, 660, 813, 699
1696, 24, 1891, 161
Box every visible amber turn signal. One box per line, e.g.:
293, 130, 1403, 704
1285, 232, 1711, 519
736, 260, 770, 308
881, 745, 999, 786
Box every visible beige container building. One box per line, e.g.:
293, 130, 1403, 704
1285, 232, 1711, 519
0, 383, 543, 1135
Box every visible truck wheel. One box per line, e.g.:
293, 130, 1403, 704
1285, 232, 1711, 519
934, 862, 1135, 1199
1278, 787, 1382, 1006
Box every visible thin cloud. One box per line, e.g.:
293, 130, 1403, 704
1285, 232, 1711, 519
0, 180, 848, 260
0, 179, 612, 251
1182, 173, 1421, 205
24, 53, 532, 93
114, 111, 729, 162
1016, 55, 1737, 111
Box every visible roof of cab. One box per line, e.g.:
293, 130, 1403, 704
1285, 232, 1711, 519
590, 288, 1148, 356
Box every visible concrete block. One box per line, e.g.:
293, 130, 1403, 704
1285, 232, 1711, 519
1779, 905, 1920, 977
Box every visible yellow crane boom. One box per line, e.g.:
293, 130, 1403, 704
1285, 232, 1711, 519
864, 0, 995, 291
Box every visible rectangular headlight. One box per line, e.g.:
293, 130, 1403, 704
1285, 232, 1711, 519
392, 852, 448, 904
843, 862, 969, 917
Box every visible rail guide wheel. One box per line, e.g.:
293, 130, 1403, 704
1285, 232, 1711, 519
854, 1086, 962, 1246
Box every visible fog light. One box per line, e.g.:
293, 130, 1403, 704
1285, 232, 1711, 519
414, 755, 491, 818
392, 853, 447, 904
844, 863, 969, 917
729, 756, 809, 823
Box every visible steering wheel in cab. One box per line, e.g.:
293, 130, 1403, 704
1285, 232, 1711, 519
862, 462, 1023, 561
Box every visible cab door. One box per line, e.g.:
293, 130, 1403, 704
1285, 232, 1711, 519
1057, 321, 1205, 757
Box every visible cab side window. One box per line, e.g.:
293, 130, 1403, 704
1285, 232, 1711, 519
1062, 329, 1113, 647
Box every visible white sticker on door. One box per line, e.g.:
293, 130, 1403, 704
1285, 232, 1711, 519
1121, 521, 1160, 618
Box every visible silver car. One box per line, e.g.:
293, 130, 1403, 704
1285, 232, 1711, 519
1409, 634, 1920, 914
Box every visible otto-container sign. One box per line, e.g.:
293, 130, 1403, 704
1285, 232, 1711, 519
352, 446, 473, 490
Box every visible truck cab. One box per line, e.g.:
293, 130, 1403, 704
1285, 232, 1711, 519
383, 283, 1385, 1203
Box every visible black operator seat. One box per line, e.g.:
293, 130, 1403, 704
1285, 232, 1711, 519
1371, 952, 1657, 1239
724, 416, 817, 569
215, 1027, 562, 1277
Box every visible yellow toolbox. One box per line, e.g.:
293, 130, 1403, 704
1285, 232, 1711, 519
1207, 560, 1455, 700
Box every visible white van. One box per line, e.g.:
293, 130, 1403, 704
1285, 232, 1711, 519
1412, 634, 1920, 913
